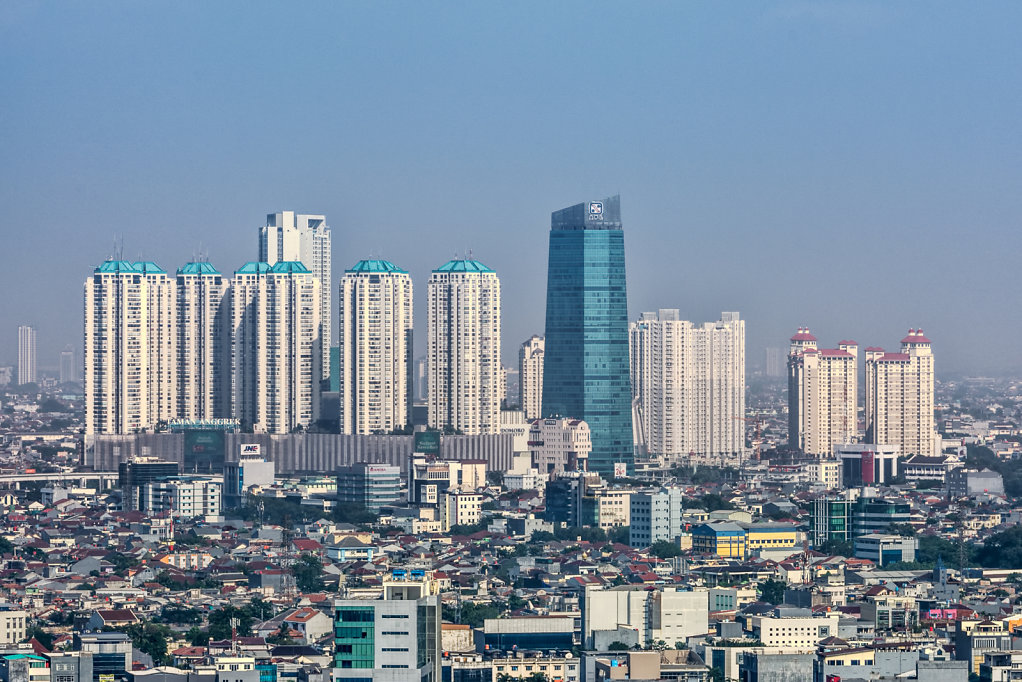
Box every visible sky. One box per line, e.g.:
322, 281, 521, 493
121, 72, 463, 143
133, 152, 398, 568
2, 1, 1021, 376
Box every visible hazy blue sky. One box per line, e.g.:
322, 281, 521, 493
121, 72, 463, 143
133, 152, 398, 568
2, 2, 1021, 375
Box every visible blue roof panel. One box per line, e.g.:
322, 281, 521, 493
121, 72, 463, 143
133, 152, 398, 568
347, 259, 407, 274
433, 259, 494, 273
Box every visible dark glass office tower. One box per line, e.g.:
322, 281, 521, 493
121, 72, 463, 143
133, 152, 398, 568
542, 195, 634, 476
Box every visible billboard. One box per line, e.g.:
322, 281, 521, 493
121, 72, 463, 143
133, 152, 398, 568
184, 429, 226, 473
240, 443, 262, 456
613, 462, 627, 478
414, 430, 441, 455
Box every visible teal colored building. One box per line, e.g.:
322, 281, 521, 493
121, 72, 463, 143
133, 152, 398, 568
542, 195, 634, 476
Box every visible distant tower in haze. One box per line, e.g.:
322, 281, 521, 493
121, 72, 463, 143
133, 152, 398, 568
787, 328, 858, 456
17, 326, 36, 386
259, 211, 332, 381
765, 347, 784, 378
338, 259, 413, 435
519, 335, 545, 420
865, 329, 936, 456
59, 346, 76, 384
427, 258, 501, 435
541, 195, 633, 476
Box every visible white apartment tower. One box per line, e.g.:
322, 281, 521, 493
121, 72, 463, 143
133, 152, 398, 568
787, 328, 858, 456
84, 261, 175, 434
865, 329, 936, 456
519, 335, 544, 419
259, 211, 332, 381
338, 259, 413, 435
427, 259, 501, 435
629, 311, 746, 464
230, 261, 321, 434
59, 345, 76, 383
17, 326, 36, 386
175, 262, 229, 420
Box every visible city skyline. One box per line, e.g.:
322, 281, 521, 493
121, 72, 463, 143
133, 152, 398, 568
3, 3, 1022, 375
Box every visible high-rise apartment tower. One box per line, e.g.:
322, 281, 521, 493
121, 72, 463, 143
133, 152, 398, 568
865, 329, 936, 457
17, 326, 36, 386
787, 328, 858, 456
519, 335, 544, 420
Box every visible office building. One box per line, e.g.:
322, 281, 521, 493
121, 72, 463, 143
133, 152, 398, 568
519, 335, 544, 420
118, 457, 181, 511
333, 571, 440, 682
45, 652, 92, 682
59, 345, 76, 384
17, 326, 36, 386
338, 259, 413, 435
787, 328, 858, 456
542, 196, 633, 476
426, 259, 501, 435
0, 610, 26, 646
230, 261, 321, 434
84, 261, 175, 434
441, 491, 482, 531
336, 462, 402, 511
629, 486, 684, 547
837, 443, 899, 487
630, 310, 745, 465
854, 534, 918, 566
175, 262, 230, 421
223, 450, 275, 507
528, 417, 591, 475
865, 329, 937, 456
408, 455, 486, 506
73, 632, 131, 682
259, 211, 332, 381
947, 468, 1004, 498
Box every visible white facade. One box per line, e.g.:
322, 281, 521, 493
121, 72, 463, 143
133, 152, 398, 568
442, 491, 482, 531
865, 330, 937, 457
583, 586, 708, 648
84, 261, 176, 435
528, 417, 591, 475
630, 311, 745, 464
519, 335, 544, 419
142, 476, 222, 519
230, 261, 321, 434
17, 326, 36, 386
338, 260, 413, 435
60, 346, 76, 383
747, 613, 840, 648
787, 328, 858, 456
259, 211, 332, 380
0, 610, 27, 645
175, 263, 229, 421
426, 260, 501, 435
629, 486, 684, 547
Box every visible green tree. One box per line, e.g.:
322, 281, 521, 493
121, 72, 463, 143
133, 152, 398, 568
206, 606, 254, 641
292, 553, 325, 593
649, 540, 682, 559
25, 625, 53, 649
607, 641, 630, 651
160, 606, 203, 625
125, 622, 172, 666
759, 578, 786, 605
693, 494, 735, 512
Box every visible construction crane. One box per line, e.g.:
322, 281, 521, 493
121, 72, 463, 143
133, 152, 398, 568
733, 416, 766, 469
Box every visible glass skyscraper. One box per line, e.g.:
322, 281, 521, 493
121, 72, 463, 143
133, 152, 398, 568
542, 195, 634, 476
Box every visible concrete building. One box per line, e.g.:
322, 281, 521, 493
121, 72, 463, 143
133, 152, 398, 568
140, 475, 222, 519
837, 443, 900, 487
519, 335, 544, 420
230, 261, 321, 434
745, 609, 840, 648
854, 533, 917, 566
956, 620, 1013, 675
17, 325, 36, 386
84, 261, 176, 434
629, 486, 684, 548
407, 455, 486, 506
478, 617, 574, 652
491, 654, 579, 682
336, 463, 402, 511
947, 468, 1005, 498
0, 610, 26, 646
630, 310, 745, 465
865, 329, 937, 457
73, 632, 132, 682
528, 418, 591, 476
333, 571, 440, 682
259, 211, 332, 381
175, 262, 230, 421
223, 449, 275, 507
738, 652, 813, 682
338, 259, 413, 435
118, 457, 180, 511
45, 652, 92, 682
787, 328, 858, 456
441, 492, 482, 531
427, 259, 501, 435
583, 586, 709, 649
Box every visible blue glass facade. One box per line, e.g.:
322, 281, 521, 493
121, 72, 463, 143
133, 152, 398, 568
542, 195, 633, 475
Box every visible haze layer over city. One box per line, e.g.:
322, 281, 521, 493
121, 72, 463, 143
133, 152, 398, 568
3, 3, 1022, 375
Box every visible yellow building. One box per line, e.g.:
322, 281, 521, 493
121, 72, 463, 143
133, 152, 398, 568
691, 522, 801, 560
